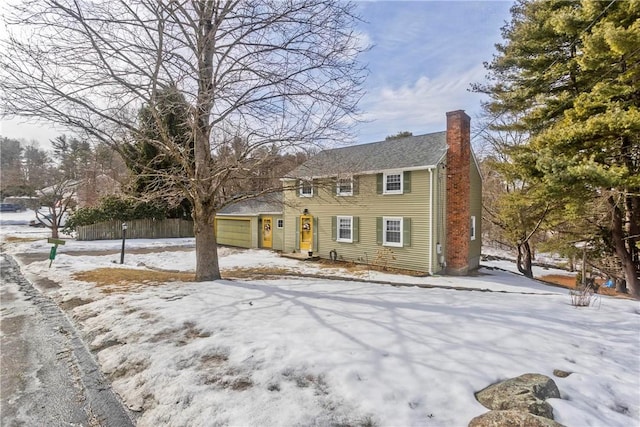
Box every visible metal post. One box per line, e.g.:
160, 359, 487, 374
120, 222, 127, 264
582, 244, 586, 287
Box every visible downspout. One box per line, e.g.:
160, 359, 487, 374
429, 167, 434, 275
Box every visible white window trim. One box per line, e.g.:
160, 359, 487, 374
383, 171, 403, 195
383, 216, 403, 247
336, 176, 353, 196
471, 216, 476, 241
336, 215, 353, 243
276, 219, 284, 229
299, 180, 313, 197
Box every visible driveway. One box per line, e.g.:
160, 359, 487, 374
1, 253, 135, 426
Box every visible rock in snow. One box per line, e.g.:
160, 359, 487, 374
471, 373, 563, 426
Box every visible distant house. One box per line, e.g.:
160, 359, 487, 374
38, 174, 122, 208
281, 110, 482, 275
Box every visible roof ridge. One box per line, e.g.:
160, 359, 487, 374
287, 130, 448, 178
320, 130, 446, 154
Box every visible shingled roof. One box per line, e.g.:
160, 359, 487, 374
218, 193, 283, 215
287, 131, 447, 178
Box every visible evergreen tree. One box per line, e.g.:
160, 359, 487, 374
476, 0, 640, 296
51, 135, 93, 180
0, 137, 51, 198
122, 86, 193, 217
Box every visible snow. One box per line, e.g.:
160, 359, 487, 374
2, 211, 639, 427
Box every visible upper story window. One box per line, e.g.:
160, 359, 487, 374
377, 171, 410, 195
277, 219, 284, 229
336, 177, 353, 196
383, 172, 402, 194
299, 180, 313, 197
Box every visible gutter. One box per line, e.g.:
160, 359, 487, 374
429, 167, 434, 275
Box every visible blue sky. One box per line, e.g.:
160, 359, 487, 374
0, 1, 514, 148
353, 0, 513, 144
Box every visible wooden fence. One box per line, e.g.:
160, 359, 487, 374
76, 218, 194, 241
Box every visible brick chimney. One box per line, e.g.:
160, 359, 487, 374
445, 110, 471, 275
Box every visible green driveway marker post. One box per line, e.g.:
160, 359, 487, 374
47, 238, 66, 268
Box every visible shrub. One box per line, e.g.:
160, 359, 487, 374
570, 285, 600, 308
372, 247, 396, 271
64, 195, 167, 232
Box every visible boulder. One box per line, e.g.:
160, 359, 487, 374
553, 369, 571, 378
469, 410, 565, 427
475, 373, 561, 419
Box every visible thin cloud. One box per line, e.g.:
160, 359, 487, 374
351, 1, 512, 143
356, 64, 487, 142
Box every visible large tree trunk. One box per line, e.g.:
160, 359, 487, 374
190, 2, 219, 282
609, 196, 639, 297
624, 193, 640, 283
193, 205, 221, 281
517, 240, 533, 278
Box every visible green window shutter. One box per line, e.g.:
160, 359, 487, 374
403, 171, 411, 193
403, 217, 411, 247
376, 174, 383, 194
376, 217, 382, 245
312, 217, 319, 252
353, 216, 359, 243
353, 176, 359, 195
312, 179, 318, 197
331, 216, 337, 241
332, 179, 337, 196
295, 218, 300, 250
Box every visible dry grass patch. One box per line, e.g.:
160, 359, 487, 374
73, 268, 194, 293
3, 236, 43, 243
316, 258, 426, 277
316, 259, 368, 273
224, 260, 427, 279
539, 274, 626, 298
222, 266, 293, 279
539, 274, 577, 289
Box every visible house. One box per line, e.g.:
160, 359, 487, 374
37, 174, 122, 208
281, 110, 482, 275
215, 194, 285, 251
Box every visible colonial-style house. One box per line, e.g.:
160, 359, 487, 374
281, 110, 482, 275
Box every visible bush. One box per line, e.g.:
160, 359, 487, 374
64, 195, 167, 232
570, 284, 600, 308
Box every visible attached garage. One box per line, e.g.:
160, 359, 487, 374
215, 217, 254, 248
215, 194, 284, 250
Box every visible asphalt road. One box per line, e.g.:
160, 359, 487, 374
1, 253, 135, 427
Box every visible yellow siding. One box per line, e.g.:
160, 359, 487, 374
215, 217, 257, 248
469, 159, 483, 269
267, 215, 284, 251
283, 170, 435, 273
429, 165, 447, 274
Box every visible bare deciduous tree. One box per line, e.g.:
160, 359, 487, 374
1, 0, 367, 280
36, 178, 77, 239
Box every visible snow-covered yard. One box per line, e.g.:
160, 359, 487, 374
2, 211, 639, 426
